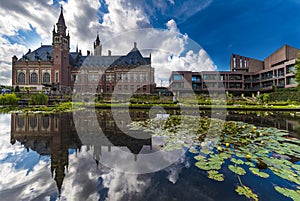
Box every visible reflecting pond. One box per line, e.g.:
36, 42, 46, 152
0, 109, 299, 201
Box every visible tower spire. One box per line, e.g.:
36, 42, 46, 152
57, 5, 66, 27
95, 31, 100, 45
94, 31, 102, 56
56, 5, 67, 35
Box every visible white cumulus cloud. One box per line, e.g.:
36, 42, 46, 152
0, 0, 216, 86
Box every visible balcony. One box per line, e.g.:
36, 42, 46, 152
261, 75, 273, 80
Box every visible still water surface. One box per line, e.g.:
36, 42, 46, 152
0, 110, 299, 201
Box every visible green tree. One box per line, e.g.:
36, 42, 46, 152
295, 57, 300, 90
262, 93, 270, 103
14, 85, 20, 92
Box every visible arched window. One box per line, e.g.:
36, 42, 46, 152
17, 116, 24, 128
30, 116, 37, 129
43, 72, 50, 83
30, 72, 38, 83
17, 72, 25, 84
42, 116, 49, 129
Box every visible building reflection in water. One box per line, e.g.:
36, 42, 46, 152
9, 110, 300, 195
10, 110, 153, 194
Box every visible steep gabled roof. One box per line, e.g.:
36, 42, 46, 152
20, 45, 52, 61
110, 46, 150, 67
80, 56, 120, 69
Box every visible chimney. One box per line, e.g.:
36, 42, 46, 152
12, 55, 18, 63
108, 50, 112, 56
87, 50, 91, 56
134, 42, 137, 49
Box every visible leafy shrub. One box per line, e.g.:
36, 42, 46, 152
0, 93, 19, 105
29, 93, 48, 105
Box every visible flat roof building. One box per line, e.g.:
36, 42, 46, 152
169, 45, 299, 96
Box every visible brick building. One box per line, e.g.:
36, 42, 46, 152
169, 45, 299, 96
12, 7, 155, 94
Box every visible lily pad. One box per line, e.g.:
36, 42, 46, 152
231, 158, 244, 165
245, 162, 255, 167
228, 165, 246, 175
274, 186, 300, 201
200, 148, 212, 155
207, 170, 224, 182
195, 161, 212, 171
189, 148, 198, 154
235, 185, 258, 201
270, 167, 300, 185
249, 167, 269, 178
194, 155, 206, 161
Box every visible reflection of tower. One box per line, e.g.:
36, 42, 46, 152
50, 115, 69, 194
51, 148, 68, 194
10, 113, 82, 195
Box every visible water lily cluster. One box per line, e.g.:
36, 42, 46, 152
129, 115, 300, 201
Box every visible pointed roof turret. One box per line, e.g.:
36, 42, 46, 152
57, 5, 66, 27
95, 31, 100, 46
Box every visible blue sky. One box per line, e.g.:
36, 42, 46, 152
179, 0, 300, 70
1, 0, 300, 85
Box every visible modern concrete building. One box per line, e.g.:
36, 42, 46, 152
169, 45, 299, 96
12, 6, 155, 95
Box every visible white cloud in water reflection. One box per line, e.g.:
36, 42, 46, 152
60, 146, 152, 201
0, 114, 57, 200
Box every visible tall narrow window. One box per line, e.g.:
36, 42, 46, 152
18, 72, 25, 84
17, 117, 24, 128
240, 59, 243, 68
42, 116, 50, 129
29, 116, 37, 129
43, 72, 50, 83
233, 57, 236, 68
30, 72, 38, 83
130, 74, 134, 81
55, 72, 59, 83
143, 73, 147, 81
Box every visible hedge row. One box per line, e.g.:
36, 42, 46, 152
268, 91, 300, 102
